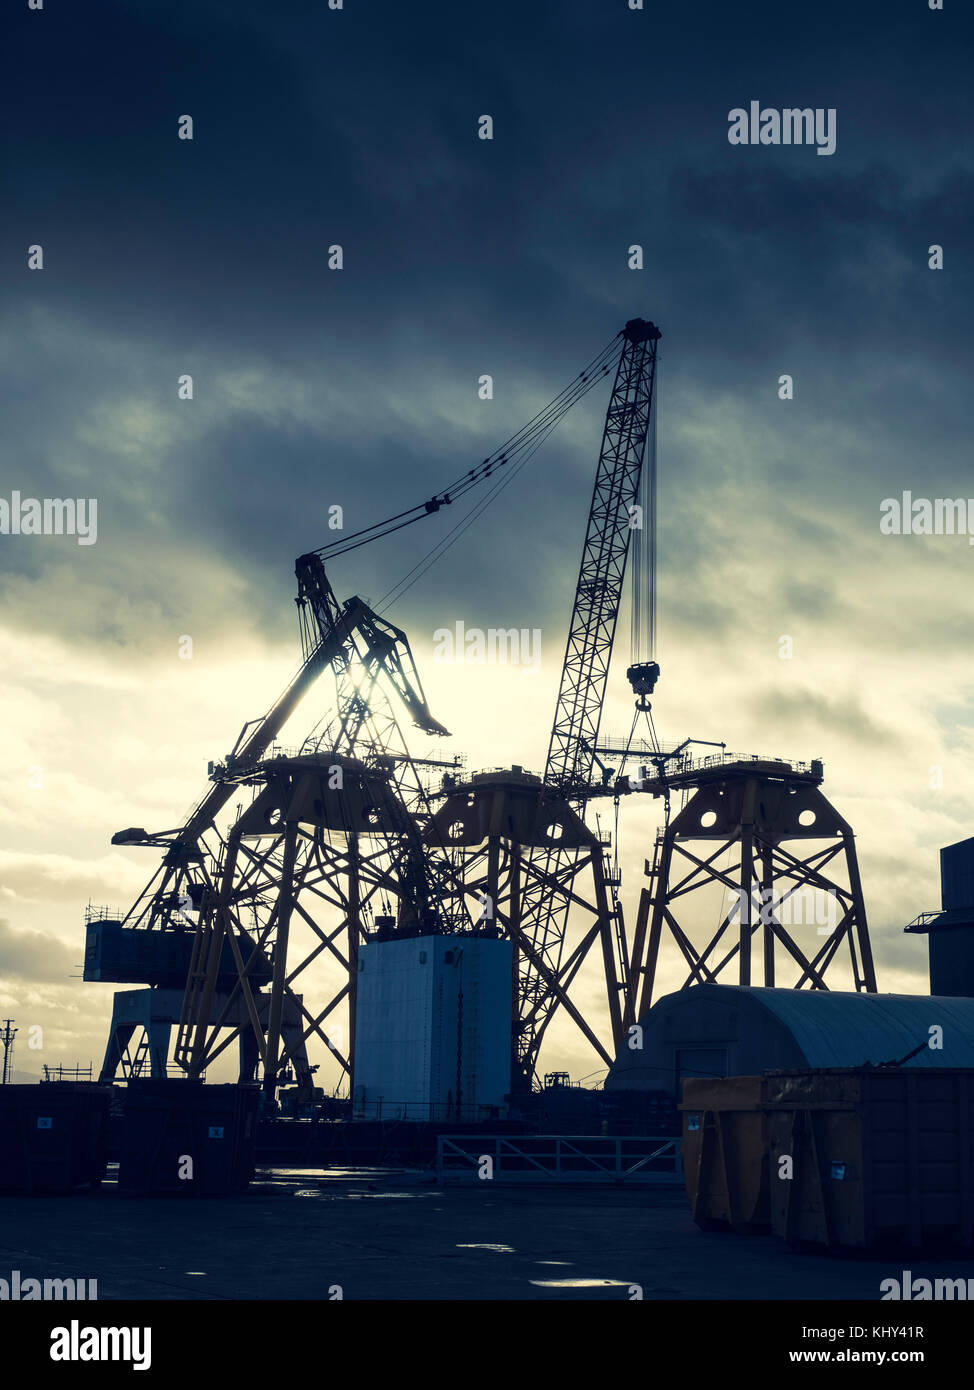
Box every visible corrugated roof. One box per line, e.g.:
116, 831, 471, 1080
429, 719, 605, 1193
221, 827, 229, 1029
696, 985, 974, 1069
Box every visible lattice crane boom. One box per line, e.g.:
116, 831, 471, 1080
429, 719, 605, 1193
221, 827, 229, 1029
544, 318, 662, 794
514, 317, 662, 1086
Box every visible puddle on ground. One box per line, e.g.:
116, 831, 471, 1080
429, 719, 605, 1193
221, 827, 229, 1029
292, 1188, 426, 1201
529, 1277, 629, 1288
346, 1192, 422, 1199
265, 1167, 419, 1181
455, 1251, 516, 1262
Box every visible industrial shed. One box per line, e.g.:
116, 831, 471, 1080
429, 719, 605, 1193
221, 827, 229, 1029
606, 985, 974, 1097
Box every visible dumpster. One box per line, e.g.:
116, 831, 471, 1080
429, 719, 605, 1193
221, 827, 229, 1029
767, 1067, 974, 1251
0, 1083, 111, 1194
118, 1079, 260, 1196
680, 1075, 771, 1232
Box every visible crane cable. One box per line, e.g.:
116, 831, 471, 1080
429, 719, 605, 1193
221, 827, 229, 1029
376, 371, 606, 612
379, 338, 660, 615
619, 367, 662, 782
648, 358, 658, 662
629, 359, 658, 667
312, 334, 624, 565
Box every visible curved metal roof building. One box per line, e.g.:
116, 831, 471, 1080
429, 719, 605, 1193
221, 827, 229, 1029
606, 984, 974, 1095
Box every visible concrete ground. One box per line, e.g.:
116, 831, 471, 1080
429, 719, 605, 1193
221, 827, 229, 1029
1, 1165, 972, 1301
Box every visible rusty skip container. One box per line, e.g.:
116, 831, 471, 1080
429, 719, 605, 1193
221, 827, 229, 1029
680, 1075, 771, 1233
767, 1068, 974, 1251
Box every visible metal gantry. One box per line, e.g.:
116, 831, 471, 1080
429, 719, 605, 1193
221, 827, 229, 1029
170, 562, 472, 1097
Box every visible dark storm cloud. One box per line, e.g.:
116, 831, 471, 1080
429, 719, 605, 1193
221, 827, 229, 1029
1, 0, 971, 1063
2, 0, 972, 658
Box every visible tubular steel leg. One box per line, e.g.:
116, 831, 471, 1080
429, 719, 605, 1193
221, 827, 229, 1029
263, 820, 300, 1098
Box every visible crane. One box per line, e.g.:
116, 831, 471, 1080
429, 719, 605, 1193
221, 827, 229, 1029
98, 321, 665, 1098
293, 551, 454, 931
175, 320, 665, 1093
544, 319, 662, 792
170, 563, 456, 1090
513, 318, 662, 1086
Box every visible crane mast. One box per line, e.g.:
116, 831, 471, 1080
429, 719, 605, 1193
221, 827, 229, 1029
515, 317, 661, 1084
545, 318, 662, 791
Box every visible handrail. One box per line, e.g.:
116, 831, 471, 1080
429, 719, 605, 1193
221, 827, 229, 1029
436, 1133, 682, 1184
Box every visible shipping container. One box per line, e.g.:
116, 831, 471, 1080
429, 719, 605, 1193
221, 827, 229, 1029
0, 1083, 111, 1194
118, 1079, 259, 1196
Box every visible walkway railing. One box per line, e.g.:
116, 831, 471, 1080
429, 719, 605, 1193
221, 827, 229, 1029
436, 1134, 683, 1185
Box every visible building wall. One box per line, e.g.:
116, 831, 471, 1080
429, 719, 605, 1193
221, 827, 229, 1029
932, 838, 974, 996
353, 935, 512, 1117
929, 927, 974, 999
942, 836, 974, 912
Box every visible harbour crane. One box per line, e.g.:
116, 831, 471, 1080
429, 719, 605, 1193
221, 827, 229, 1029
92, 314, 875, 1103
102, 566, 456, 1095
93, 319, 678, 1096
511, 319, 662, 1085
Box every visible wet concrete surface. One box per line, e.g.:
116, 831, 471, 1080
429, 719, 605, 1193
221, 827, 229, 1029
1, 1166, 972, 1300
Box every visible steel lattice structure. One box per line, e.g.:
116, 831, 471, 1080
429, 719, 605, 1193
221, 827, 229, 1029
173, 753, 459, 1097
624, 758, 877, 1026
544, 320, 661, 793
93, 316, 876, 1107
102, 559, 468, 1097
427, 769, 624, 1082
96, 321, 666, 1097
513, 319, 661, 1084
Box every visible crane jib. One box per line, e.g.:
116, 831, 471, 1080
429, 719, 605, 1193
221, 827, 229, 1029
544, 322, 661, 792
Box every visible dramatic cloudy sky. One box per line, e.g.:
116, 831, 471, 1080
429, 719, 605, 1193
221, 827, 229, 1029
1, 0, 972, 1085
